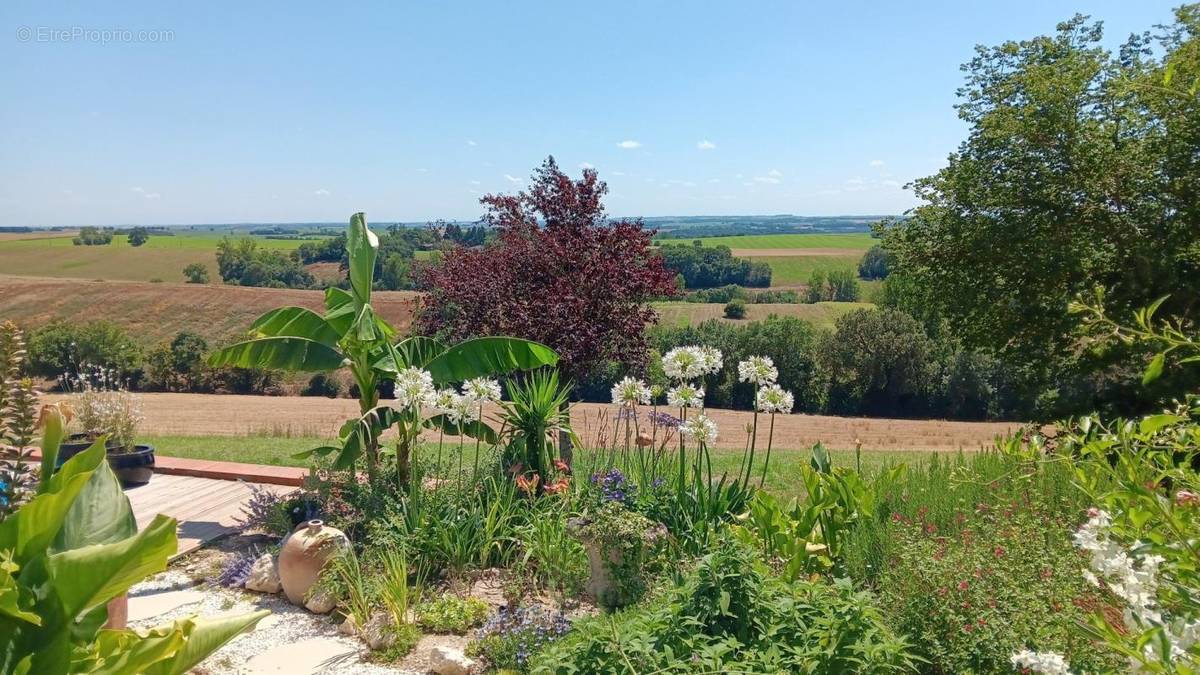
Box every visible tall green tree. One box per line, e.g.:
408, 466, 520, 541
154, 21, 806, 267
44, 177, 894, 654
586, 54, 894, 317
879, 8, 1200, 414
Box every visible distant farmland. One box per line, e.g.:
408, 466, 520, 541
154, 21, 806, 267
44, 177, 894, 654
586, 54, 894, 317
671, 232, 877, 287
0, 231, 320, 283
653, 300, 874, 330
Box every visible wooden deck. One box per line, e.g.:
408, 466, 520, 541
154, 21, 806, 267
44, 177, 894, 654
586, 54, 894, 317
125, 474, 292, 559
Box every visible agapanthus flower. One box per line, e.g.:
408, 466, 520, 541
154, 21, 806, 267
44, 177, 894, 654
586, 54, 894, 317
394, 366, 436, 409
432, 387, 459, 413
462, 376, 502, 404
679, 414, 718, 445
1010, 650, 1072, 675
445, 393, 479, 426
697, 346, 723, 375
610, 376, 651, 407
737, 355, 778, 385
755, 384, 794, 414
667, 384, 704, 409
662, 346, 705, 381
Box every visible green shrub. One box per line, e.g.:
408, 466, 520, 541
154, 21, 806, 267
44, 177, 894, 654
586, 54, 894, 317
182, 262, 210, 283
301, 373, 340, 398
723, 298, 747, 319
516, 504, 588, 602
532, 537, 916, 674
415, 595, 489, 634
28, 319, 142, 381
467, 605, 571, 673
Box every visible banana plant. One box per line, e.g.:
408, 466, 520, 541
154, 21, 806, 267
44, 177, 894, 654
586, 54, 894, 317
207, 213, 559, 481
1, 406, 266, 674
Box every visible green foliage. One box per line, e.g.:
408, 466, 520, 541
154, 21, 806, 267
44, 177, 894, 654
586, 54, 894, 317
415, 594, 489, 634
72, 226, 113, 246
574, 501, 664, 609
181, 262, 209, 283
467, 605, 571, 673
533, 537, 916, 674
820, 308, 936, 416
806, 268, 860, 302
878, 9, 1200, 415
658, 241, 771, 289
500, 369, 573, 483
28, 320, 143, 381
858, 244, 891, 280
0, 437, 266, 674
215, 236, 314, 289
127, 227, 150, 247
300, 373, 340, 398
144, 332, 209, 392
516, 503, 587, 602
0, 322, 37, 517
722, 298, 746, 319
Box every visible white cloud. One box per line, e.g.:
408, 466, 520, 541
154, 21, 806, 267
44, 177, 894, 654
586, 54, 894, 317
130, 186, 144, 193
707, 178, 721, 183
466, 139, 477, 146
753, 176, 781, 184
611, 170, 626, 176
579, 162, 594, 170
470, 180, 481, 185
143, 192, 161, 200
881, 179, 901, 187
644, 177, 656, 183
504, 174, 522, 184
768, 169, 783, 177
845, 176, 865, 185
616, 140, 641, 149
697, 139, 716, 150
417, 168, 429, 173
313, 188, 330, 196
869, 159, 885, 167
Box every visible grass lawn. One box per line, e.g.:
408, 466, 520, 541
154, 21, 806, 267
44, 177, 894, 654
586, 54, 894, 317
145, 434, 951, 501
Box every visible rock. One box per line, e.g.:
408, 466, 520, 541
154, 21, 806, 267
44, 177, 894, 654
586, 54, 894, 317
337, 615, 359, 636
429, 646, 477, 675
304, 588, 336, 614
245, 554, 282, 594
362, 613, 396, 651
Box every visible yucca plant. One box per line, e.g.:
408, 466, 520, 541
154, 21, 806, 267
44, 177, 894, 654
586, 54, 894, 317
500, 369, 576, 493
208, 213, 559, 484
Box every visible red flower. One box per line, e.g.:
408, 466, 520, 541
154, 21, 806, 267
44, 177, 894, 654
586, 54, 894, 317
553, 459, 571, 473
993, 546, 1005, 558
515, 472, 541, 495
543, 476, 571, 495
1176, 490, 1200, 507
958, 580, 969, 591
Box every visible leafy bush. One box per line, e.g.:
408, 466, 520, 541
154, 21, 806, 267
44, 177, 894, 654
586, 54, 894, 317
517, 504, 588, 602
819, 308, 935, 416
72, 226, 112, 245
723, 298, 746, 319
658, 241, 771, 289
806, 268, 860, 302
215, 236, 314, 288
182, 262, 209, 283
301, 373, 340, 398
416, 594, 490, 634
127, 226, 150, 246
533, 537, 916, 674
467, 605, 571, 673
858, 244, 891, 280
144, 331, 210, 392
27, 320, 143, 382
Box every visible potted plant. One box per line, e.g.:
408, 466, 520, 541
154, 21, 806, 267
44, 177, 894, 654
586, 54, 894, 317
58, 365, 154, 486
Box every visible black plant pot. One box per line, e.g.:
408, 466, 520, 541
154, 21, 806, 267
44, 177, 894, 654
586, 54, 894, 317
56, 436, 155, 487
108, 445, 155, 487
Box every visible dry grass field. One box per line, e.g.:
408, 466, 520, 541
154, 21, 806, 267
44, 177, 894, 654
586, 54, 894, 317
45, 392, 1023, 453
0, 274, 417, 346
654, 300, 873, 329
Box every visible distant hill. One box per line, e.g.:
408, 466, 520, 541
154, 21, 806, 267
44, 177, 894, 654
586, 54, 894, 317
641, 215, 891, 239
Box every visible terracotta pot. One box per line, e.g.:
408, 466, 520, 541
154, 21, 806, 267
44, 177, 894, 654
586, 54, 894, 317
278, 519, 350, 606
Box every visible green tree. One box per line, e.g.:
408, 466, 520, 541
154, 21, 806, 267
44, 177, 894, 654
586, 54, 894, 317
723, 299, 747, 319
182, 262, 209, 283
857, 244, 890, 280
127, 226, 150, 246
878, 9, 1200, 414
819, 309, 935, 416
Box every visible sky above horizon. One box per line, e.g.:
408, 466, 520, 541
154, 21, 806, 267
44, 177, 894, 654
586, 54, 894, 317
0, 1, 1183, 227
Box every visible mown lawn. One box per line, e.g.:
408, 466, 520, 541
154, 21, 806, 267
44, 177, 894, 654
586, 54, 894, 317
144, 434, 946, 501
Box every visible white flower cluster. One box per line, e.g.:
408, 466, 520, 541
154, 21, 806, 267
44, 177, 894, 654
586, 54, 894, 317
611, 377, 651, 407
75, 388, 143, 450
667, 383, 704, 409
737, 355, 778, 386
662, 346, 722, 381
462, 377, 502, 404
755, 384, 794, 414
1010, 649, 1072, 675
394, 367, 436, 409
679, 414, 718, 446
1016, 508, 1200, 671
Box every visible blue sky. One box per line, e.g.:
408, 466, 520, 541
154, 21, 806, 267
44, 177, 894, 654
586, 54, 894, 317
0, 1, 1182, 226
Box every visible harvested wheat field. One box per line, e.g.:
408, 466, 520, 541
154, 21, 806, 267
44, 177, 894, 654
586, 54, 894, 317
0, 274, 418, 345
46, 392, 1024, 452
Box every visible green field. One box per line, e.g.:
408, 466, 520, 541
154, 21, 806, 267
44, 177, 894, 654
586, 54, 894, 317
0, 230, 320, 282
143, 433, 939, 501
654, 300, 874, 330
681, 233, 877, 250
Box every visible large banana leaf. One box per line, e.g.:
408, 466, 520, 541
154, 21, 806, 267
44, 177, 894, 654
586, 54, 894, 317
206, 336, 345, 372
140, 612, 270, 675
424, 337, 559, 383
47, 514, 176, 618
425, 415, 499, 444
86, 624, 185, 675
373, 335, 447, 373
324, 287, 356, 336
0, 442, 105, 566
51, 460, 137, 552
346, 212, 377, 306
334, 405, 402, 470
248, 307, 341, 347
